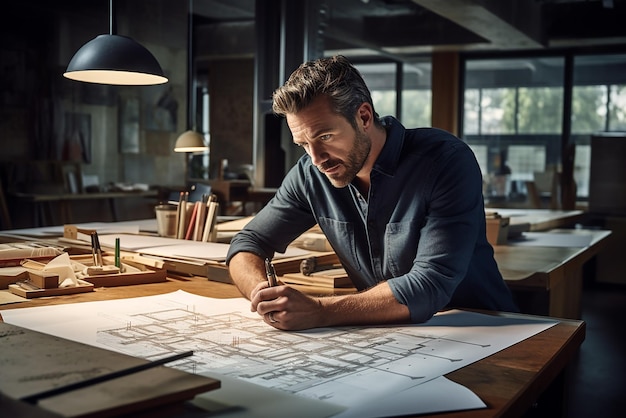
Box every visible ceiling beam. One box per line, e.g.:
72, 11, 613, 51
411, 0, 545, 50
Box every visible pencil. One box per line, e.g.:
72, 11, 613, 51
21, 351, 194, 404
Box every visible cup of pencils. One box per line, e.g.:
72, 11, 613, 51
155, 204, 177, 237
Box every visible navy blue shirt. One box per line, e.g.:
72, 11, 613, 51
227, 117, 518, 322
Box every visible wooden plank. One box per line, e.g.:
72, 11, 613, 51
0, 322, 220, 418
8, 280, 94, 299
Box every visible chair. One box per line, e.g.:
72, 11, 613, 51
525, 171, 561, 209
167, 183, 213, 203
188, 183, 212, 202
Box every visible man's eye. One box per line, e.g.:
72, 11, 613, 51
320, 134, 331, 141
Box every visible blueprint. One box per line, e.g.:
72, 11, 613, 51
1, 290, 556, 416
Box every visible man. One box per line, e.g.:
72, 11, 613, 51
226, 55, 517, 331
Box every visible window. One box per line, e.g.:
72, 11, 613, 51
356, 59, 432, 127
571, 53, 626, 198
463, 56, 565, 200
357, 63, 397, 118
401, 61, 432, 128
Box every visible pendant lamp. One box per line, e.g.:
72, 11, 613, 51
63, 0, 167, 86
174, 130, 207, 152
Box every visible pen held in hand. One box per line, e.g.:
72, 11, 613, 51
265, 258, 277, 287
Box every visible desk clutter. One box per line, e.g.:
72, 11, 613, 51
0, 218, 358, 298
3, 251, 166, 299
0, 226, 168, 297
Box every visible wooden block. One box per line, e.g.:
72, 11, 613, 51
0, 270, 28, 289
83, 269, 167, 287
282, 269, 355, 288
86, 265, 120, 275
272, 251, 339, 275
27, 271, 59, 289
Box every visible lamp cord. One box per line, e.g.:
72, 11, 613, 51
109, 0, 116, 35
188, 0, 195, 131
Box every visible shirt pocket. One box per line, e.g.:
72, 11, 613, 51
317, 217, 360, 271
385, 221, 420, 276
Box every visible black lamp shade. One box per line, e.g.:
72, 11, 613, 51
64, 34, 168, 85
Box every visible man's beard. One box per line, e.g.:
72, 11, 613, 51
318, 130, 371, 188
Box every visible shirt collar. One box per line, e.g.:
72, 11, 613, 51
373, 116, 405, 177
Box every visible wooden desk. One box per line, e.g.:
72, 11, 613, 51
0, 276, 583, 418
11, 190, 159, 226
496, 229, 610, 319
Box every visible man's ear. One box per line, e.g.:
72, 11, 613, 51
356, 102, 375, 130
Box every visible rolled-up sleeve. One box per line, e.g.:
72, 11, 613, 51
226, 163, 317, 264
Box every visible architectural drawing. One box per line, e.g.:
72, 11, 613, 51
89, 292, 552, 406
1, 291, 556, 412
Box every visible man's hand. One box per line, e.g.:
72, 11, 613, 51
229, 251, 411, 330
250, 282, 325, 330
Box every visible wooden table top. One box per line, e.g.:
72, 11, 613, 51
0, 275, 584, 418
494, 228, 611, 289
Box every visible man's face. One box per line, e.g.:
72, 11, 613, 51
287, 96, 371, 188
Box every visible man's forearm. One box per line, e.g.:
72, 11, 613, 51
319, 282, 411, 326
228, 251, 267, 299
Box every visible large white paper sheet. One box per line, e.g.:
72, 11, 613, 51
1, 291, 556, 417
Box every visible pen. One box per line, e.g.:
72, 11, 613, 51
114, 237, 121, 268
265, 258, 277, 287
90, 233, 97, 266
92, 232, 103, 267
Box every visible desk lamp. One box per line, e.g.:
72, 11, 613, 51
63, 0, 167, 86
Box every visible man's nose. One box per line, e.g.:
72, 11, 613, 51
308, 142, 328, 166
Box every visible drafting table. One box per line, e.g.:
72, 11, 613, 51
0, 274, 584, 418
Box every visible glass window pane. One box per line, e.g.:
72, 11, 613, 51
401, 89, 431, 128
571, 85, 607, 133
481, 88, 515, 134
371, 90, 396, 118
356, 63, 397, 118
463, 56, 564, 206
401, 61, 432, 127
507, 145, 546, 180
572, 54, 626, 198
574, 144, 591, 198
609, 85, 626, 131
517, 87, 563, 134
464, 89, 480, 135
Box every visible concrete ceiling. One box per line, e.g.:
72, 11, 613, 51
194, 0, 626, 60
